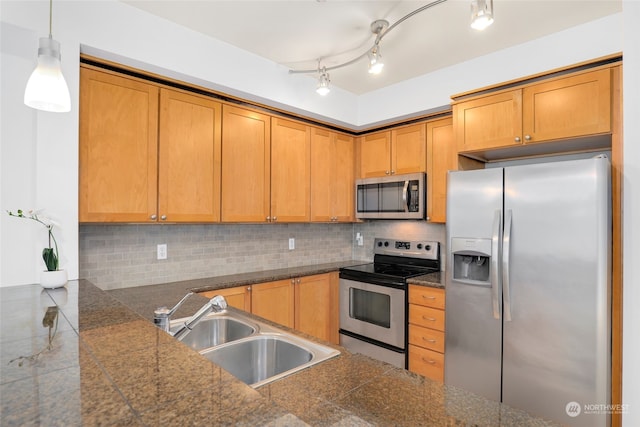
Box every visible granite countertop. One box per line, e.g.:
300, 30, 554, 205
407, 271, 444, 288
1, 263, 558, 426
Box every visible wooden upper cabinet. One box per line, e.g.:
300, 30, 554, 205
455, 68, 612, 153
79, 68, 159, 222
158, 89, 221, 222
454, 90, 523, 152
359, 124, 426, 178
271, 118, 311, 222
426, 118, 455, 224
359, 131, 391, 178
221, 105, 271, 222
251, 279, 295, 328
522, 68, 611, 142
391, 123, 426, 175
310, 128, 354, 222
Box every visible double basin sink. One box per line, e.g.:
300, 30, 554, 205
170, 309, 340, 388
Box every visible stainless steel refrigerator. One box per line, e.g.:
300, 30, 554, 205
445, 156, 611, 427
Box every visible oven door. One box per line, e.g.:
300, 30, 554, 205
339, 278, 406, 349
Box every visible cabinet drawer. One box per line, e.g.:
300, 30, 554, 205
409, 285, 445, 309
409, 345, 444, 382
409, 324, 445, 353
409, 304, 445, 332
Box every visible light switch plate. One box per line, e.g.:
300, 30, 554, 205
288, 238, 295, 250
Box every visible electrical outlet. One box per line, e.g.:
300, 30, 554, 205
288, 238, 295, 250
356, 232, 364, 247
157, 244, 167, 260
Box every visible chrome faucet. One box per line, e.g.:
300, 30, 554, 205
153, 292, 228, 340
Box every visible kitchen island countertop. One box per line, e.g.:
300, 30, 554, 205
1, 266, 558, 426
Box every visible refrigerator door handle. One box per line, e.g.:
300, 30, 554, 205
491, 210, 502, 320
503, 209, 513, 322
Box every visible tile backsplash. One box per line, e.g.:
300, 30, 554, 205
80, 221, 445, 290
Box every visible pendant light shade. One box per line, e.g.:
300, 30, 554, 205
367, 45, 384, 74
24, 0, 71, 113
316, 67, 331, 96
470, 0, 494, 31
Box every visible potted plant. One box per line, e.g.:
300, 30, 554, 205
7, 209, 67, 288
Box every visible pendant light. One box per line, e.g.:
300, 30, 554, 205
367, 45, 384, 75
24, 0, 71, 113
316, 66, 331, 96
470, 0, 494, 31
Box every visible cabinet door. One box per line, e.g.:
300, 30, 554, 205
221, 105, 271, 222
310, 130, 354, 222
332, 134, 354, 222
392, 123, 426, 175
200, 286, 250, 312
426, 118, 455, 223
79, 68, 159, 222
251, 279, 294, 328
310, 128, 333, 222
271, 118, 311, 222
158, 89, 221, 222
359, 131, 391, 178
455, 90, 523, 152
294, 273, 338, 344
522, 68, 611, 142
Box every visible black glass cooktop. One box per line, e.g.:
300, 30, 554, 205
341, 262, 437, 281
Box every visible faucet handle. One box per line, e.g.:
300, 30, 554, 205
153, 292, 194, 332
210, 295, 228, 311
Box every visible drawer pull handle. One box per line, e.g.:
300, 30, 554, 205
421, 357, 436, 365
422, 295, 436, 300
422, 338, 437, 343
422, 316, 437, 322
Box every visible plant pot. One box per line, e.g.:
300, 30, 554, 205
40, 270, 67, 289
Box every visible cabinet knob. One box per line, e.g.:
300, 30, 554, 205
150, 214, 157, 220
515, 136, 521, 142
272, 216, 277, 222
266, 216, 271, 221
524, 134, 532, 141
385, 170, 390, 175
247, 286, 251, 291
391, 170, 395, 175
160, 215, 167, 221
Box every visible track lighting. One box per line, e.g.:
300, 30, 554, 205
368, 45, 384, 75
288, 0, 494, 93
316, 66, 331, 96
24, 0, 71, 112
470, 0, 494, 31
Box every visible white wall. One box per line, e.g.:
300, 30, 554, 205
1, 2, 638, 423
622, 2, 640, 426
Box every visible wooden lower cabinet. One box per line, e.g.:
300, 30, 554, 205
251, 279, 295, 328
408, 285, 445, 382
197, 272, 339, 344
200, 286, 251, 312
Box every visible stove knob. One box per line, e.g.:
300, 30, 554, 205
425, 245, 431, 251
417, 244, 423, 249
377, 241, 383, 247
384, 241, 389, 247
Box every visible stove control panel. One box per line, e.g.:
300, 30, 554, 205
374, 238, 439, 260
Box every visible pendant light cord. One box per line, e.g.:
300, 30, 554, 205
49, 0, 53, 37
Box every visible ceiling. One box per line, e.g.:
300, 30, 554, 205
121, 0, 621, 95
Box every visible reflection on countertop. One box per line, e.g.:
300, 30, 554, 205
1, 264, 558, 426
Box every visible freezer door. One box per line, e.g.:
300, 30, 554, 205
501, 157, 611, 427
445, 167, 503, 401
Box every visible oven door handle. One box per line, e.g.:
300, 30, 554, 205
402, 180, 409, 212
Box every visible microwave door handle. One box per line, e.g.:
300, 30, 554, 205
402, 181, 409, 212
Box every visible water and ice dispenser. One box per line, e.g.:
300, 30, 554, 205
451, 238, 492, 285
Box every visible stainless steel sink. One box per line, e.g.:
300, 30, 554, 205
170, 309, 340, 387
170, 315, 256, 351
201, 333, 338, 388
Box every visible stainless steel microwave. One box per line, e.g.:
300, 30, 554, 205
355, 172, 426, 219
